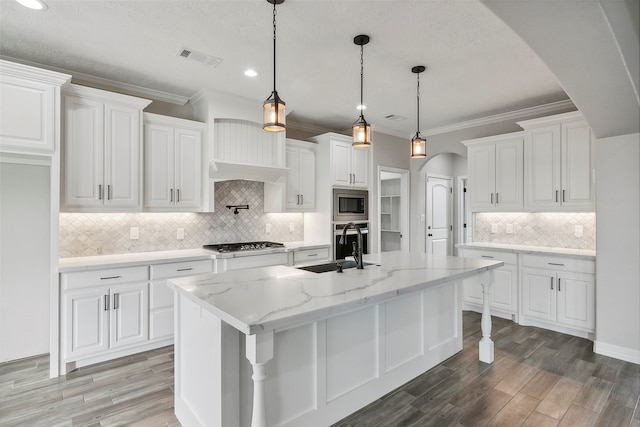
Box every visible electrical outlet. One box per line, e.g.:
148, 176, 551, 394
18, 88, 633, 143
420, 214, 425, 222
130, 227, 139, 240
574, 225, 584, 237
506, 224, 514, 234
289, 222, 295, 232
177, 228, 185, 240
265, 223, 272, 234
491, 224, 498, 234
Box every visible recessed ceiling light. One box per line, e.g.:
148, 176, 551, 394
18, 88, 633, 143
15, 0, 47, 10
356, 104, 367, 110
244, 69, 260, 77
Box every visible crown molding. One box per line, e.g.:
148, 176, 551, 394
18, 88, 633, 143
423, 99, 576, 137
0, 56, 190, 105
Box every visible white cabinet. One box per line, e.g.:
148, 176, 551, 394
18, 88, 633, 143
144, 113, 204, 211
460, 248, 518, 319
61, 266, 149, 361
519, 111, 595, 211
285, 139, 316, 211
62, 84, 151, 211
0, 60, 70, 154
217, 252, 289, 273
521, 254, 595, 333
463, 132, 523, 211
330, 137, 369, 188
149, 259, 213, 341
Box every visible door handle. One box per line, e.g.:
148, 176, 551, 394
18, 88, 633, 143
107, 185, 112, 200
170, 189, 174, 202
490, 193, 493, 204
98, 184, 103, 200
113, 293, 119, 310
555, 190, 559, 202
562, 190, 566, 203
550, 277, 554, 290
176, 189, 180, 203
496, 193, 499, 204
104, 294, 109, 311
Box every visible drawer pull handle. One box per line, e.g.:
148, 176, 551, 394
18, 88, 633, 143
548, 263, 565, 266
104, 294, 109, 311
481, 255, 494, 259
177, 268, 193, 272
307, 253, 318, 257
100, 275, 122, 280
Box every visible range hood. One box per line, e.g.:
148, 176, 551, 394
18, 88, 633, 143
209, 161, 288, 183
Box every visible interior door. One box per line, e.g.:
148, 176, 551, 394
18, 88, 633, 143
426, 176, 452, 255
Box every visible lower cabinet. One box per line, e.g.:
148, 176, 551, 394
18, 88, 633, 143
217, 251, 289, 272
521, 254, 595, 333
460, 248, 518, 320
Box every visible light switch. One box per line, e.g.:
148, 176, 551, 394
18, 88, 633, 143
266, 223, 272, 234
130, 227, 139, 240
420, 214, 425, 222
491, 224, 498, 234
574, 225, 583, 237
289, 223, 295, 232
177, 228, 185, 240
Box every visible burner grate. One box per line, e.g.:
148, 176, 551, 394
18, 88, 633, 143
203, 241, 285, 253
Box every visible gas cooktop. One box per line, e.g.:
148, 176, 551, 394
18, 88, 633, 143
203, 241, 285, 253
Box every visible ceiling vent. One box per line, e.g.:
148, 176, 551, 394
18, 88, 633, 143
176, 47, 223, 67
385, 114, 406, 121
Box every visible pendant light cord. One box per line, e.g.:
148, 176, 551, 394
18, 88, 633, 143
416, 72, 420, 133
360, 43, 364, 118
272, 2, 277, 93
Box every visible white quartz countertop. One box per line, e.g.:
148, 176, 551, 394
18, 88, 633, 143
58, 242, 330, 272
168, 251, 503, 335
457, 242, 596, 260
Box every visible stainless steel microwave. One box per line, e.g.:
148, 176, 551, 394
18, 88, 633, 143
333, 189, 368, 222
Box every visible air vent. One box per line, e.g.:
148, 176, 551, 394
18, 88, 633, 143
385, 114, 406, 121
176, 47, 223, 67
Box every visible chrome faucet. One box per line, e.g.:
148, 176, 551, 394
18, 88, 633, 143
339, 222, 364, 269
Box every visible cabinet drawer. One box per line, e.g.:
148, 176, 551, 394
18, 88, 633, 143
459, 249, 517, 265
150, 259, 213, 280
62, 266, 148, 290
224, 252, 288, 271
293, 247, 330, 265
522, 254, 594, 274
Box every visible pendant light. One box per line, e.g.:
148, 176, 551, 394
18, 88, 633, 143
410, 65, 427, 158
263, 0, 286, 132
352, 35, 371, 148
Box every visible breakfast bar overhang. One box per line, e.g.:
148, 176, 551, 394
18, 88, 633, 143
169, 251, 503, 427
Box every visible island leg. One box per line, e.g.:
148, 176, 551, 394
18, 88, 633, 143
479, 271, 494, 364
246, 330, 274, 427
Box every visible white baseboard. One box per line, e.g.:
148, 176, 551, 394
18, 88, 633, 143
594, 341, 640, 364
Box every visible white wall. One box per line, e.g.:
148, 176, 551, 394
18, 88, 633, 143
594, 133, 640, 363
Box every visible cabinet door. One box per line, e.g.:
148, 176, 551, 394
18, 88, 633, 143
298, 148, 316, 209
64, 288, 109, 358
63, 95, 104, 208
561, 120, 594, 209
467, 144, 495, 210
462, 278, 484, 305
491, 265, 517, 313
110, 282, 149, 349
525, 124, 561, 209
331, 140, 352, 186
144, 123, 174, 208
522, 268, 556, 322
556, 272, 595, 330
351, 147, 369, 188
285, 146, 301, 209
495, 139, 523, 209
104, 103, 141, 209
175, 128, 202, 209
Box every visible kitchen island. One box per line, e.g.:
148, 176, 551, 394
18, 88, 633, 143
169, 251, 503, 427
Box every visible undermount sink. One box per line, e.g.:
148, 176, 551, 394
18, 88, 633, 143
296, 260, 376, 273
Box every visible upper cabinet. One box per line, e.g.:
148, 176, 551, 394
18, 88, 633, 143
0, 60, 70, 155
143, 113, 204, 211
285, 139, 315, 211
61, 84, 151, 212
309, 133, 369, 188
463, 132, 524, 212
519, 112, 595, 211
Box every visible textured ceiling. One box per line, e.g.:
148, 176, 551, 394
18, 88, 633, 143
0, 0, 569, 137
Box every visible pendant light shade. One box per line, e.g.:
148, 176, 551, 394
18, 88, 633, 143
410, 65, 427, 158
352, 35, 371, 148
263, 0, 286, 132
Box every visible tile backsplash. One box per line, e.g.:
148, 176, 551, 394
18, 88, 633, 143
474, 212, 596, 250
59, 180, 304, 257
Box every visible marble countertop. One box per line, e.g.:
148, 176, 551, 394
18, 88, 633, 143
168, 251, 503, 335
457, 242, 596, 260
58, 242, 331, 272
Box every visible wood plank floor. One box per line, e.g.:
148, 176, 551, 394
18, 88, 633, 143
1, 312, 638, 427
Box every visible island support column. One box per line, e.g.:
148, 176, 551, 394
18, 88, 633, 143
246, 330, 275, 427
479, 271, 494, 364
